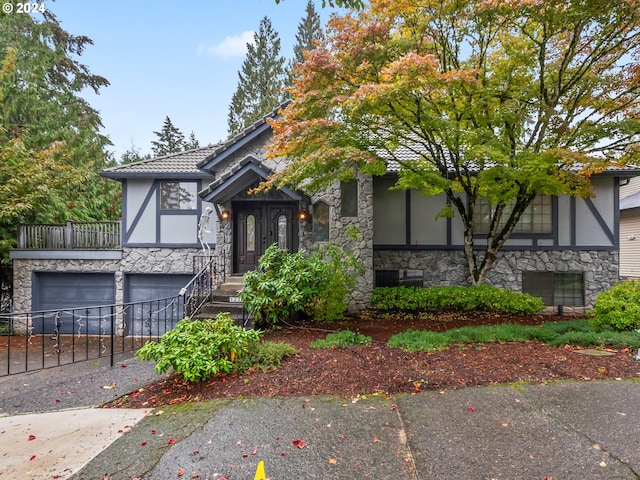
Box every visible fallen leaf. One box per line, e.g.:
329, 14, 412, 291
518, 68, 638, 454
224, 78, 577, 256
329, 458, 338, 464
193, 450, 199, 455
141, 441, 147, 446
373, 437, 380, 443
468, 407, 475, 412
28, 434, 36, 441
191, 473, 199, 478
54, 399, 61, 403
29, 455, 36, 461
250, 448, 258, 455
151, 429, 156, 435
168, 438, 176, 445
178, 467, 185, 476
293, 439, 306, 449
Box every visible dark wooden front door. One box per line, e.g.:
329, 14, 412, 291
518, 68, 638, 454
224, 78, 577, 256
234, 203, 298, 273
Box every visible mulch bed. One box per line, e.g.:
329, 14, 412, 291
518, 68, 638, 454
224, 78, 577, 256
103, 312, 640, 409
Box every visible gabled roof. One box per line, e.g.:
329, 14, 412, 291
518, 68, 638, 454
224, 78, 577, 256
198, 101, 291, 173
621, 191, 640, 210
101, 145, 220, 179
200, 155, 303, 204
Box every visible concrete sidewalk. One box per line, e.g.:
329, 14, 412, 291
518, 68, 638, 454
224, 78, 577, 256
73, 380, 639, 479
1, 355, 639, 479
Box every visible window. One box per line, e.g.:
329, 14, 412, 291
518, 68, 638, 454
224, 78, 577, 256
475, 195, 552, 234
313, 201, 329, 242
375, 270, 424, 287
277, 214, 287, 249
341, 180, 358, 217
246, 215, 255, 251
522, 271, 584, 306
160, 182, 197, 210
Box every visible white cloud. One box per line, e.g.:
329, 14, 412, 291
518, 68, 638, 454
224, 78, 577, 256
198, 31, 255, 59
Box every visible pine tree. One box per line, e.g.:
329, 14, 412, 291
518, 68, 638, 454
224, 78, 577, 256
185, 131, 201, 150
227, 16, 287, 137
293, 1, 324, 65
151, 116, 186, 156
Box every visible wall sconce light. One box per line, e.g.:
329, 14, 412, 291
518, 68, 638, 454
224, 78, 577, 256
297, 210, 310, 223
221, 210, 231, 221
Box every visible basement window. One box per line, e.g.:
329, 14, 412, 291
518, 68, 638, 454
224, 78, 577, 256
522, 271, 584, 307
375, 270, 424, 288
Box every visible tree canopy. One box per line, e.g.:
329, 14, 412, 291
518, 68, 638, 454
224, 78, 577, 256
227, 16, 287, 136
0, 8, 119, 262
266, 0, 640, 284
151, 116, 187, 156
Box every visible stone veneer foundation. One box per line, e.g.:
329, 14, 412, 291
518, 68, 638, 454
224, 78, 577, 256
374, 249, 618, 308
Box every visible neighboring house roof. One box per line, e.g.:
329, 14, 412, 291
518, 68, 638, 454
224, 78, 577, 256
101, 145, 221, 179
198, 101, 291, 173
621, 191, 640, 210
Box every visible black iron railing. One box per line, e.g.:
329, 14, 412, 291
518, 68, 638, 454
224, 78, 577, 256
0, 296, 183, 376
183, 254, 226, 317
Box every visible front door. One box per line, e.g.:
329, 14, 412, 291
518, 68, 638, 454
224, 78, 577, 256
234, 202, 298, 273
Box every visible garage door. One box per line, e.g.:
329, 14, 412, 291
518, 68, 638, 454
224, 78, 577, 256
32, 272, 116, 335
124, 274, 192, 336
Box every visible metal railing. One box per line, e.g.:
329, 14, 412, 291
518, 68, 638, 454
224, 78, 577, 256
17, 221, 121, 250
183, 254, 226, 317
0, 254, 226, 377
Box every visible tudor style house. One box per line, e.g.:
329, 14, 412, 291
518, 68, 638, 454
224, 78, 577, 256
10, 104, 638, 331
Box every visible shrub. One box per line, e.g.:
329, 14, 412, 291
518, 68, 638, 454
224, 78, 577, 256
236, 341, 299, 372
371, 285, 545, 314
589, 280, 640, 332
135, 313, 261, 382
239, 243, 362, 326
310, 330, 372, 349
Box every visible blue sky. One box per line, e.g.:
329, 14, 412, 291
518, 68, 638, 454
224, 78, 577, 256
45, 0, 338, 159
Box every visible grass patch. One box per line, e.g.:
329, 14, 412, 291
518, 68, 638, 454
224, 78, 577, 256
388, 319, 640, 352
310, 330, 372, 349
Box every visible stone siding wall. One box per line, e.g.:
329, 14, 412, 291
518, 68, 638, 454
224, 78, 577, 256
374, 249, 618, 308
12, 247, 202, 313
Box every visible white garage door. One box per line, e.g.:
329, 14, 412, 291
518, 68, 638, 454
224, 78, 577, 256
32, 272, 116, 334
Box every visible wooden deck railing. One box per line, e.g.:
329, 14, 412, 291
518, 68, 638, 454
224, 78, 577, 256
17, 221, 121, 250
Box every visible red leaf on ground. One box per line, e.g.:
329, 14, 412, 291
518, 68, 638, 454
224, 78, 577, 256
177, 467, 185, 476
29, 455, 36, 461
151, 429, 156, 435
373, 437, 380, 443
121, 364, 127, 368
193, 450, 199, 455
140, 441, 147, 446
28, 434, 36, 441
468, 407, 475, 412
54, 399, 60, 403
293, 439, 306, 449
168, 438, 175, 445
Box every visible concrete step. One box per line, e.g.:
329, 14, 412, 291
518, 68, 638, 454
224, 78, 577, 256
219, 275, 244, 292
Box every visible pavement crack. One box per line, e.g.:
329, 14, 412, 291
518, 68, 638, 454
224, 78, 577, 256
392, 396, 422, 480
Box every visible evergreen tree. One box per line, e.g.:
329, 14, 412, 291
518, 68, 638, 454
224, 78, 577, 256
120, 143, 151, 164
0, 7, 119, 263
227, 16, 287, 137
292, 1, 324, 65
151, 116, 186, 156
185, 131, 201, 150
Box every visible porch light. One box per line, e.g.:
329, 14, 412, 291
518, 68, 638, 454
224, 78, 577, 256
297, 210, 309, 223
221, 210, 231, 221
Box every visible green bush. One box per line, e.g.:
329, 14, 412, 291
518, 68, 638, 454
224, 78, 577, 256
310, 330, 372, 349
135, 313, 261, 382
236, 341, 299, 372
371, 285, 545, 314
239, 243, 362, 326
589, 280, 640, 332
